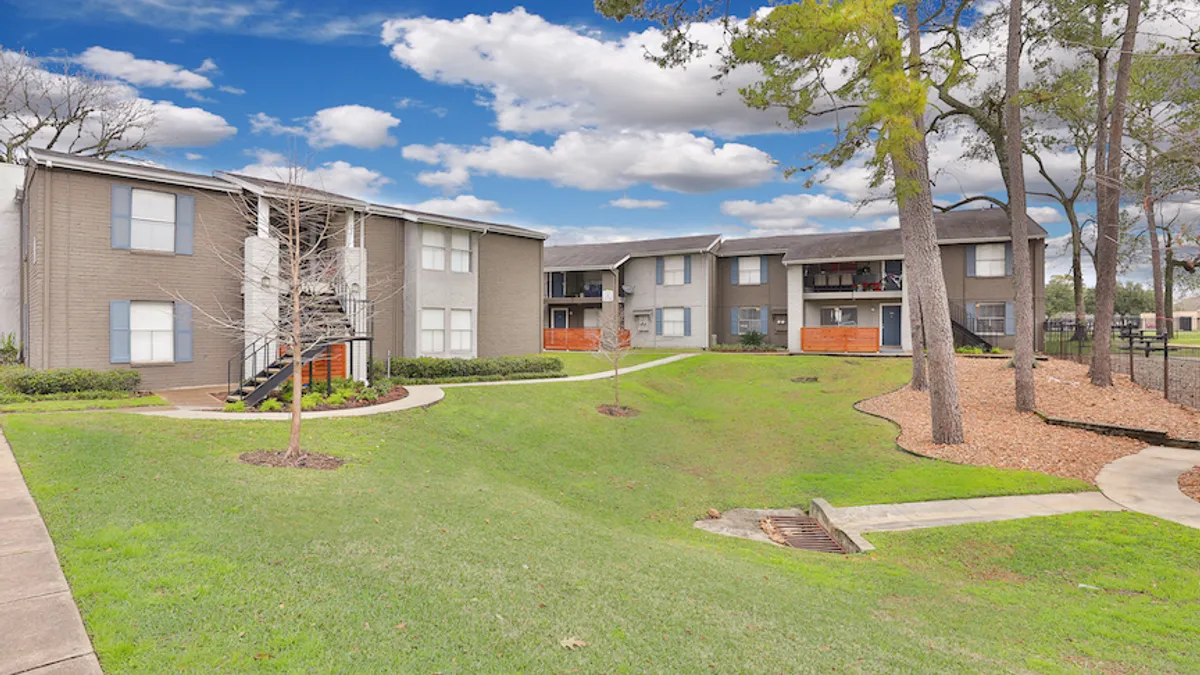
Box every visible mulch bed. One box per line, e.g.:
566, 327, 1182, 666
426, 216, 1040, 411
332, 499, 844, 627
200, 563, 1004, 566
597, 404, 639, 418
1180, 467, 1200, 503
257, 386, 408, 412
857, 357, 1157, 484
239, 450, 345, 470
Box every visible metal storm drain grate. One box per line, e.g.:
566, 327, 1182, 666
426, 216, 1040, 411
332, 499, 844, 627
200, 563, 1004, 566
761, 516, 846, 554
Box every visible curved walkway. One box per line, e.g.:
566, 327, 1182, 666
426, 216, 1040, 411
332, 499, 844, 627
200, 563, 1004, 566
138, 353, 695, 421
1096, 446, 1200, 529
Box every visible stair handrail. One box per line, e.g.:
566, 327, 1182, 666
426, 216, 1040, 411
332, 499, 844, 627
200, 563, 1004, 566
227, 335, 274, 398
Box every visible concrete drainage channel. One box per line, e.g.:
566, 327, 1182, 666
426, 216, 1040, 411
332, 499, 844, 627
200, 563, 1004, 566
694, 503, 866, 554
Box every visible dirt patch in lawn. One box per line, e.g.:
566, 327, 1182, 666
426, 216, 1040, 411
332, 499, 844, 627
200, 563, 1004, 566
597, 404, 639, 418
1180, 467, 1200, 503
239, 450, 345, 470
857, 357, 1148, 483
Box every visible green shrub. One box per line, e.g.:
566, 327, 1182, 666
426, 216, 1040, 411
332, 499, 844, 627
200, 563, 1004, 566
335, 387, 357, 400
388, 371, 570, 386
258, 398, 282, 412
955, 345, 984, 354
306, 377, 358, 396
2, 368, 141, 395
325, 392, 347, 407
357, 389, 378, 403
711, 343, 785, 353
372, 355, 563, 381
223, 400, 246, 413
300, 393, 323, 410
739, 330, 766, 348
0, 333, 19, 366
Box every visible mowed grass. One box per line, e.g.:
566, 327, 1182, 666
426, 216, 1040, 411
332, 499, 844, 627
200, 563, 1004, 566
549, 350, 677, 376
1169, 331, 1200, 346
0, 394, 168, 414
5, 355, 1199, 673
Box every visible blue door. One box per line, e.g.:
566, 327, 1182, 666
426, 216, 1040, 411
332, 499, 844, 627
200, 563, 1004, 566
882, 305, 902, 347
551, 308, 568, 329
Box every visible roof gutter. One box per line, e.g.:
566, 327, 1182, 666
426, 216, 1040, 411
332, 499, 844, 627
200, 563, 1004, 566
27, 149, 239, 193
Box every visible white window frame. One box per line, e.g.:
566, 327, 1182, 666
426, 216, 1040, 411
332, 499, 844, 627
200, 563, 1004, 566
420, 308, 445, 353
662, 307, 686, 337
450, 230, 472, 273
422, 227, 446, 271
130, 301, 174, 363
975, 243, 1006, 277
662, 255, 686, 286
450, 309, 472, 352
975, 302, 1006, 336
130, 189, 176, 253
737, 306, 762, 335
737, 256, 761, 285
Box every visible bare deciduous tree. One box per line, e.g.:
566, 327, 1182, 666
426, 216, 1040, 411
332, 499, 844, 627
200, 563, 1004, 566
1, 47, 155, 163
592, 306, 633, 411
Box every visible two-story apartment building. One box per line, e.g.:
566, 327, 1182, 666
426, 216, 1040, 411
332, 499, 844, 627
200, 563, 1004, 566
6, 149, 546, 393
542, 210, 1046, 353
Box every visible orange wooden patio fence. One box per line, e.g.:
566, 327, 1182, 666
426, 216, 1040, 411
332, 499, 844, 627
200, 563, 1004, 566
800, 327, 880, 353
543, 328, 631, 351
279, 343, 348, 384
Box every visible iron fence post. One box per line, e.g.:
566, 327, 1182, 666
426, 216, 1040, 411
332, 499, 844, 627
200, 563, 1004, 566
1129, 334, 1135, 384
1164, 337, 1170, 401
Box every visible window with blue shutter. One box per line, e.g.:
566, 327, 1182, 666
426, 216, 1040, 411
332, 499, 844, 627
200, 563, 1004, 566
175, 194, 194, 255
1004, 242, 1013, 276
655, 257, 664, 285
1005, 301, 1016, 335
760, 256, 769, 284
174, 302, 194, 363
965, 244, 976, 277
655, 308, 663, 335
730, 307, 739, 336
111, 185, 132, 250
683, 255, 692, 284
730, 257, 739, 286
683, 307, 692, 336
761, 305, 769, 334
110, 300, 131, 363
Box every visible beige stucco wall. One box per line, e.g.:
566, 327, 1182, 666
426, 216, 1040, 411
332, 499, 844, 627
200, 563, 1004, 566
478, 231, 543, 357
941, 240, 1045, 350
714, 254, 789, 345
363, 214, 405, 359
26, 166, 244, 390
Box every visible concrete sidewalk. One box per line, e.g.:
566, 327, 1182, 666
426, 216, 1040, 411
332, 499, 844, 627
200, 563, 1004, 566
0, 430, 101, 675
1097, 446, 1200, 529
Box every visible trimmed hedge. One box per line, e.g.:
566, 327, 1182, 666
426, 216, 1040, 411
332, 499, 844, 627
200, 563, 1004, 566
373, 356, 563, 381
387, 371, 569, 386
0, 389, 138, 405
1, 368, 141, 396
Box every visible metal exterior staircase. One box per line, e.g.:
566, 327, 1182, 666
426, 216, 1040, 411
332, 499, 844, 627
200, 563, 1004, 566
947, 301, 995, 351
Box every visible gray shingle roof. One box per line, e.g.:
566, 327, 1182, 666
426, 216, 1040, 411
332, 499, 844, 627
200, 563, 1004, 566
716, 209, 1047, 264
545, 234, 721, 270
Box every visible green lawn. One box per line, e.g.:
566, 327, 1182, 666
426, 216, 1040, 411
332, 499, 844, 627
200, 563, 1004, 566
549, 350, 676, 376
0, 394, 168, 414
5, 354, 1198, 672
1170, 331, 1200, 346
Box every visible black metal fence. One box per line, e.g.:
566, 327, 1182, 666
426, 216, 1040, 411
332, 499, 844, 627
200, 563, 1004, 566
1043, 320, 1200, 409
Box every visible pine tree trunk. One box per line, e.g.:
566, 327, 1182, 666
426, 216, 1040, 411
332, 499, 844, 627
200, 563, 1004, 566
1144, 142, 1165, 335
909, 295, 927, 391
1004, 0, 1035, 411
1090, 0, 1143, 386
1068, 207, 1087, 340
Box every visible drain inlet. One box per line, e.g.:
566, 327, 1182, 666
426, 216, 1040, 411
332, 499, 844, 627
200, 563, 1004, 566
761, 516, 846, 554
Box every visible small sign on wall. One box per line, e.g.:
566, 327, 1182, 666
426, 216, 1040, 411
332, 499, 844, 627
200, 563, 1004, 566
602, 288, 614, 302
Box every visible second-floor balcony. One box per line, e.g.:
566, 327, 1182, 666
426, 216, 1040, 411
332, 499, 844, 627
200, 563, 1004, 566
546, 271, 621, 302
803, 260, 903, 296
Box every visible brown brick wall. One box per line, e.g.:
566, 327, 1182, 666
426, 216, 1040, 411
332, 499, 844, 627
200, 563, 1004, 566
28, 166, 245, 390
363, 214, 405, 358
478, 231, 543, 357
714, 254, 789, 345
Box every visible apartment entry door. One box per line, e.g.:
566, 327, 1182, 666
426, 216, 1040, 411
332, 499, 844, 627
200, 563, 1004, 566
551, 308, 568, 329
881, 304, 902, 348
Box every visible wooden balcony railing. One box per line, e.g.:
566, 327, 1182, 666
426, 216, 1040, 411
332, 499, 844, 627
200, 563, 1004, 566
800, 327, 879, 353
543, 328, 631, 351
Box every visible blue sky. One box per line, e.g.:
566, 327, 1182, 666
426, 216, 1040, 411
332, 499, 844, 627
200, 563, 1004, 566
3, 0, 1089, 270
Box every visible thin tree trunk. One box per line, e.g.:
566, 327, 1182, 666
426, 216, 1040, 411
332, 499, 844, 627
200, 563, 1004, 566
1090, 0, 1143, 386
614, 361, 620, 408
1068, 205, 1087, 340
287, 201, 303, 458
1144, 141, 1165, 335
909, 296, 927, 391
1004, 0, 1035, 411
1166, 241, 1176, 333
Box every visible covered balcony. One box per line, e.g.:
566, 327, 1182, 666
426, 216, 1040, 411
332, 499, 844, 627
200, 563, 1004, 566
802, 260, 902, 296
547, 271, 610, 300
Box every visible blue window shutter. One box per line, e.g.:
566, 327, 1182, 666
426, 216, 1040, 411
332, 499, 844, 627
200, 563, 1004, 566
730, 257, 739, 285
110, 300, 130, 364
111, 185, 132, 250
175, 194, 194, 255
760, 256, 769, 284
683, 255, 692, 284
965, 302, 976, 332
730, 307, 739, 336
1005, 301, 1016, 335
761, 306, 769, 334
656, 257, 665, 285
683, 307, 692, 336
965, 244, 976, 277
655, 308, 663, 335
1004, 242, 1013, 276
174, 302, 194, 363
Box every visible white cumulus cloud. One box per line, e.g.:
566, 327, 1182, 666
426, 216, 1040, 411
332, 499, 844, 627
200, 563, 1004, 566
76, 46, 214, 90
402, 130, 776, 194
251, 104, 400, 150
720, 193, 897, 232
405, 195, 509, 220
609, 197, 668, 210
234, 149, 392, 199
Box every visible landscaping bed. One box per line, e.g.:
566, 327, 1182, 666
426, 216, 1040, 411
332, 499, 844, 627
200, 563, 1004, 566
224, 378, 406, 413
858, 357, 1147, 483
0, 366, 164, 413
1182, 466, 1200, 503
